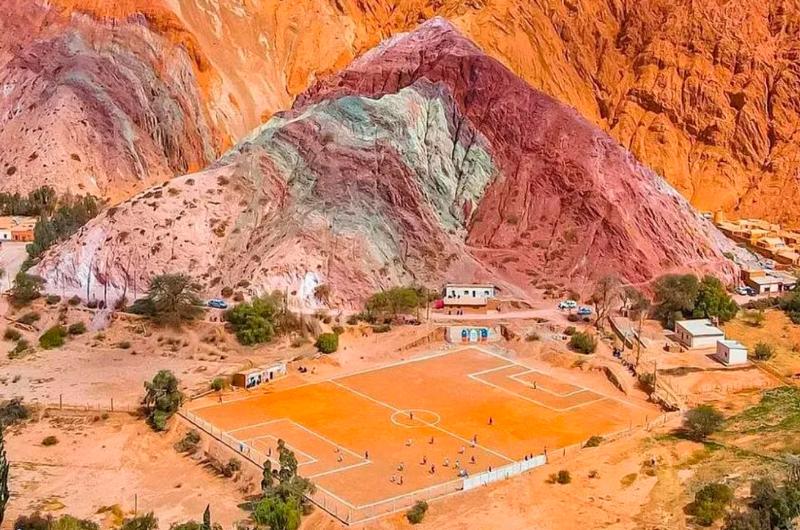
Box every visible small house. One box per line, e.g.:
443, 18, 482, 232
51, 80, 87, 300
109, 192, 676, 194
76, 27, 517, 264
743, 270, 797, 294
716, 340, 748, 366
442, 283, 497, 307
674, 319, 725, 349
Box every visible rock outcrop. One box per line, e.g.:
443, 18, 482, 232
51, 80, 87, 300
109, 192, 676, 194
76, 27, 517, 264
5, 0, 799, 223
0, 0, 219, 201
32, 21, 736, 308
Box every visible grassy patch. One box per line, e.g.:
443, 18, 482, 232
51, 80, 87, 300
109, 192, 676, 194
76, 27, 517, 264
725, 386, 800, 434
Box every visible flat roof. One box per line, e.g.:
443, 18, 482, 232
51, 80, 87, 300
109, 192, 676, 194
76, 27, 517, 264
675, 319, 724, 337
445, 283, 496, 288
718, 339, 746, 349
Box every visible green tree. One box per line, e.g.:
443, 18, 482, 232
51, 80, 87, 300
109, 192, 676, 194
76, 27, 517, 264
10, 272, 43, 306
225, 297, 279, 345
142, 274, 203, 326
252, 496, 301, 530
652, 274, 700, 328
0, 424, 9, 527
314, 333, 338, 354
261, 459, 274, 495
277, 440, 298, 484
143, 370, 184, 431
26, 193, 101, 261
693, 275, 738, 323
365, 287, 422, 321
684, 405, 724, 441
779, 291, 800, 324
689, 482, 734, 526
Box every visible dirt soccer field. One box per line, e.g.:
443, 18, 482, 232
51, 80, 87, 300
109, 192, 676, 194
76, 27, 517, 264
186, 347, 656, 523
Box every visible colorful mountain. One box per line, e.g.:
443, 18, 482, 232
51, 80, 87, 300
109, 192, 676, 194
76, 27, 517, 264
3, 1, 800, 224
31, 19, 736, 308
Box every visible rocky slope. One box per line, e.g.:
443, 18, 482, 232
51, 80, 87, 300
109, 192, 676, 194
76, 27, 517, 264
32, 20, 736, 309
0, 0, 220, 201
5, 0, 800, 223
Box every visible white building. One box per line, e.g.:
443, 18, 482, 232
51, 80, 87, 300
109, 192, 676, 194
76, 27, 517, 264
444, 284, 496, 299
716, 340, 748, 366
675, 319, 725, 349
443, 283, 496, 304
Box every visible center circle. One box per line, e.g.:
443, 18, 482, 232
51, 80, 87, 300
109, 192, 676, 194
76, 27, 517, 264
391, 409, 441, 428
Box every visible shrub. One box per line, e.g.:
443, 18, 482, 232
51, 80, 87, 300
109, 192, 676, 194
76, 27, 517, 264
372, 324, 391, 333
405, 500, 429, 524
346, 315, 359, 326
753, 342, 775, 361
638, 372, 656, 394
120, 513, 158, 530
743, 309, 766, 327
39, 325, 67, 349
689, 482, 733, 526
568, 332, 597, 354
222, 458, 241, 477
290, 337, 307, 348
4, 328, 21, 341
525, 332, 540, 342
331, 325, 344, 335
68, 295, 81, 306
117, 341, 131, 349
14, 513, 53, 530
567, 313, 580, 322
10, 339, 30, 358
18, 312, 40, 325
41, 435, 58, 446
67, 322, 86, 335
10, 272, 44, 306
45, 294, 61, 305
221, 286, 234, 298
563, 326, 576, 336
174, 430, 201, 454
0, 397, 30, 425
315, 333, 338, 354
684, 405, 724, 440
556, 470, 571, 484
210, 377, 226, 391
584, 435, 603, 448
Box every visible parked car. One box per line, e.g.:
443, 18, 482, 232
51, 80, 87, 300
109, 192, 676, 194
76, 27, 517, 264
736, 286, 756, 296
558, 300, 577, 310
207, 299, 228, 309
577, 306, 592, 316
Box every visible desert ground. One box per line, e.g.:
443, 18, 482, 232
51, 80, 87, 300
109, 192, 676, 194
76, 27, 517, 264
1, 298, 796, 529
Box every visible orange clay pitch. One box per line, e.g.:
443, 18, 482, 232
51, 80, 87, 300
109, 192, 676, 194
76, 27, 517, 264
189, 348, 655, 508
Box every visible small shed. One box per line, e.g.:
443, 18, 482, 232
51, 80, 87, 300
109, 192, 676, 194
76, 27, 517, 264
675, 319, 725, 349
716, 340, 748, 366
232, 362, 287, 389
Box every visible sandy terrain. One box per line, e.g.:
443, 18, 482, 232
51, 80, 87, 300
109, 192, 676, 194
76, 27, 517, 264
3, 411, 250, 529
724, 309, 800, 378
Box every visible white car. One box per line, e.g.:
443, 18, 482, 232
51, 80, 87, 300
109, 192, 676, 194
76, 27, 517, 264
558, 300, 577, 310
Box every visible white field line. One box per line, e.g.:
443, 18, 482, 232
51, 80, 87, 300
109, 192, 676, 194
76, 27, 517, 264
228, 418, 284, 434
244, 434, 318, 465
329, 380, 514, 464
467, 371, 607, 413
308, 460, 371, 479
470, 345, 656, 413
508, 371, 591, 397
